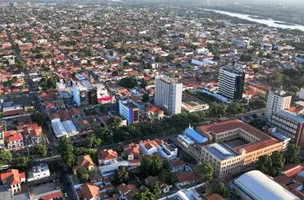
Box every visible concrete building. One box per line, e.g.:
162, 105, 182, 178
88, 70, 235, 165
158, 143, 178, 160
266, 89, 304, 145
0, 169, 25, 194
218, 67, 245, 100
231, 170, 300, 200
119, 100, 139, 125
154, 75, 183, 115
27, 162, 50, 182
177, 119, 285, 177
72, 79, 97, 106
266, 89, 292, 118
96, 84, 114, 104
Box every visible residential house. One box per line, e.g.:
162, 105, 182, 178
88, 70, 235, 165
175, 171, 199, 187
145, 176, 171, 194
117, 184, 139, 200
73, 155, 96, 174
123, 143, 140, 161
78, 183, 100, 200
27, 162, 51, 182
0, 169, 25, 194
98, 149, 118, 165
3, 131, 24, 150
139, 139, 164, 155
170, 160, 186, 172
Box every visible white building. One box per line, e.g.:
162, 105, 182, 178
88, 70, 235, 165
154, 75, 183, 115
27, 163, 51, 182
297, 88, 304, 100
266, 89, 292, 118
158, 143, 178, 160
231, 170, 300, 200
96, 84, 114, 104
218, 67, 245, 100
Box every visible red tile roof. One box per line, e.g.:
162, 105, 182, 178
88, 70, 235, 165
79, 183, 100, 200
99, 149, 118, 161
176, 171, 199, 183
43, 191, 63, 200
0, 169, 24, 186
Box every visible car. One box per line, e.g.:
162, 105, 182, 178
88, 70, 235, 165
64, 193, 68, 198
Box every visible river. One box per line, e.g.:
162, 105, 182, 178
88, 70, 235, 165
204, 9, 304, 31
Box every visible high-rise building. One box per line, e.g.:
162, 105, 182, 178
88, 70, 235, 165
218, 67, 245, 100
72, 80, 97, 106
266, 89, 304, 145
154, 75, 183, 115
266, 89, 292, 118
119, 100, 139, 125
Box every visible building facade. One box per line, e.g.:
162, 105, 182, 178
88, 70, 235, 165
266, 89, 292, 118
218, 67, 245, 100
154, 75, 183, 115
119, 100, 140, 125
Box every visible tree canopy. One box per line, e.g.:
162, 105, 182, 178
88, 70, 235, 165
59, 137, 75, 168
194, 162, 214, 183
113, 166, 129, 184
0, 150, 12, 166
77, 168, 90, 182
118, 77, 137, 89
285, 144, 300, 164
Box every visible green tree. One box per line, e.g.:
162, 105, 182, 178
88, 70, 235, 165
35, 144, 48, 157
148, 183, 161, 198
140, 79, 148, 88
11, 157, 29, 171
213, 182, 229, 198
227, 102, 245, 115
59, 137, 75, 168
249, 119, 266, 131
142, 93, 150, 102
158, 169, 176, 185
85, 133, 102, 148
141, 155, 163, 176
194, 162, 214, 183
257, 155, 273, 175
133, 189, 156, 200
285, 144, 300, 163
271, 151, 285, 176
0, 150, 12, 166
118, 77, 137, 89
77, 168, 90, 182
113, 166, 129, 184
107, 116, 123, 128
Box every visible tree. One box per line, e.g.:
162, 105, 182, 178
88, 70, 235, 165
256, 155, 273, 175
118, 77, 137, 89
113, 166, 129, 184
35, 144, 48, 157
194, 162, 214, 183
249, 119, 266, 131
285, 144, 300, 163
158, 169, 176, 185
0, 150, 12, 166
77, 168, 89, 182
133, 189, 156, 200
271, 151, 285, 176
141, 155, 163, 176
142, 93, 150, 102
227, 102, 245, 115
11, 157, 29, 171
140, 79, 148, 89
85, 133, 102, 148
147, 183, 161, 198
107, 116, 123, 128
59, 137, 75, 168
211, 182, 229, 198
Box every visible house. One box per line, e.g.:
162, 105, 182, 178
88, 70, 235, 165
17, 123, 42, 144
78, 183, 100, 200
158, 142, 178, 160
98, 149, 118, 165
73, 155, 96, 174
170, 160, 186, 172
123, 143, 140, 161
175, 171, 199, 187
146, 105, 164, 119
139, 139, 164, 155
145, 176, 171, 194
3, 131, 24, 150
0, 169, 26, 194
117, 184, 140, 200
27, 162, 51, 182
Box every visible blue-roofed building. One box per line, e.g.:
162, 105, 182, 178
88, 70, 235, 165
205, 143, 238, 160
177, 134, 195, 147
184, 127, 208, 144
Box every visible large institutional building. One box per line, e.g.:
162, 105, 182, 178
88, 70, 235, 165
231, 170, 300, 200
154, 75, 183, 115
176, 119, 287, 177
266, 89, 304, 145
218, 67, 245, 100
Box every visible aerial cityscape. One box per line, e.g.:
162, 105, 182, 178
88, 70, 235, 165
0, 0, 304, 200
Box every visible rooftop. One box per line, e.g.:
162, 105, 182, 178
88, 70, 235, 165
205, 143, 238, 160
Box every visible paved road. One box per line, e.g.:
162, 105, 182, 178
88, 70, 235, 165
59, 164, 77, 200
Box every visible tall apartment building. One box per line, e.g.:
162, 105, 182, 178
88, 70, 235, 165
154, 75, 183, 115
218, 67, 245, 100
72, 80, 97, 106
266, 89, 292, 118
119, 100, 140, 125
266, 89, 304, 145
